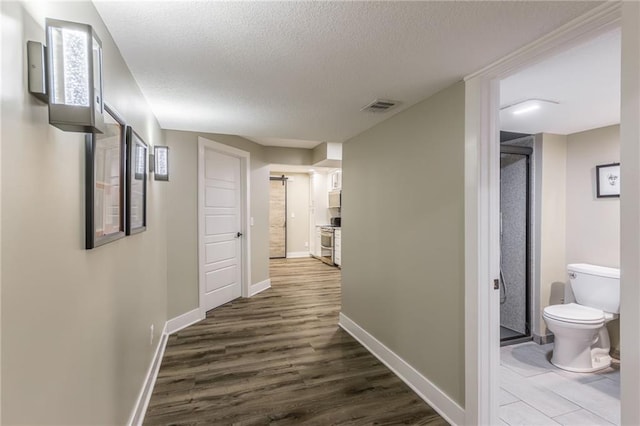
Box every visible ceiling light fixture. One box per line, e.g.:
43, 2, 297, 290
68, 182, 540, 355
513, 103, 541, 115
500, 98, 559, 116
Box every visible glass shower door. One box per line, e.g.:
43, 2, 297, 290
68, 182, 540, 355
500, 146, 532, 344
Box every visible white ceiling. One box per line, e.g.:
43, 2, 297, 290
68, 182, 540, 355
500, 27, 620, 135
94, 1, 601, 148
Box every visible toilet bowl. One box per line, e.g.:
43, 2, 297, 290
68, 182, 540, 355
543, 264, 620, 373
543, 303, 614, 372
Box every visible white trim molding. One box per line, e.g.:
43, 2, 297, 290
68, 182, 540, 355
286, 251, 311, 259
620, 2, 640, 424
166, 308, 204, 335
128, 323, 169, 426
463, 2, 623, 425
249, 278, 271, 297
338, 313, 464, 426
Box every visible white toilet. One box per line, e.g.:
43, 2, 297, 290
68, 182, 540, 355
542, 263, 620, 373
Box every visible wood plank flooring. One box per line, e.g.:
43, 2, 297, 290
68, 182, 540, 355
144, 258, 448, 425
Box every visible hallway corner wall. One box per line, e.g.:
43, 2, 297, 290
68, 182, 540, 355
341, 81, 466, 407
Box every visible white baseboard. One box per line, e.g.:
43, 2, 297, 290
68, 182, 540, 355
338, 313, 465, 426
129, 308, 205, 425
128, 323, 169, 426
249, 278, 271, 296
286, 251, 311, 259
166, 308, 204, 335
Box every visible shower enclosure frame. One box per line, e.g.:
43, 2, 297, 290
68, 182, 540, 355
500, 144, 533, 346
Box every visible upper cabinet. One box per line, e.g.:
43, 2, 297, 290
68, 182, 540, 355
328, 189, 341, 209
330, 170, 342, 191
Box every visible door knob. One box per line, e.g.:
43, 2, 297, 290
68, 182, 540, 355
236, 232, 243, 238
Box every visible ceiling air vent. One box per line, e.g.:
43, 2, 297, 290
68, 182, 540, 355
361, 99, 399, 113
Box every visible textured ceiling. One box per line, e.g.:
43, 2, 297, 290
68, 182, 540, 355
500, 27, 620, 135
94, 1, 601, 148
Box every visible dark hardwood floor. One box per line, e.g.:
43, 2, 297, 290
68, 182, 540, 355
144, 258, 448, 425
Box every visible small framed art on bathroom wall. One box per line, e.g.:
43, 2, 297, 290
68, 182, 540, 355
596, 162, 620, 198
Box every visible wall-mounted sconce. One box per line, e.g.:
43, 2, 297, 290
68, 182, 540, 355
28, 18, 104, 133
152, 146, 169, 181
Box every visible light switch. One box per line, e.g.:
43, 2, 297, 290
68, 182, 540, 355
250, 217, 254, 226
291, 212, 296, 218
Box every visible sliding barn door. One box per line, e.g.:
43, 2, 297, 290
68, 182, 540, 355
269, 177, 287, 258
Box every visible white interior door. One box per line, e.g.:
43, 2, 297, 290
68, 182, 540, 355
201, 147, 242, 312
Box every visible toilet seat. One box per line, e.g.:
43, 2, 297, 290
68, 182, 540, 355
543, 303, 604, 324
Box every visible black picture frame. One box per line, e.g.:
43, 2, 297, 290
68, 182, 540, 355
596, 163, 620, 198
85, 104, 126, 249
126, 127, 148, 235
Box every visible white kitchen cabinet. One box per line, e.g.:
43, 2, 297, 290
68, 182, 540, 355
334, 228, 341, 267
330, 170, 342, 191
313, 226, 322, 258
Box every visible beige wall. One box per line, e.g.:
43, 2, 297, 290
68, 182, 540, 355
270, 172, 310, 255
566, 125, 620, 267
1, 2, 167, 424
536, 127, 621, 351
566, 125, 620, 356
342, 82, 465, 405
265, 146, 313, 166
538, 133, 568, 335
164, 130, 199, 317
312, 143, 328, 164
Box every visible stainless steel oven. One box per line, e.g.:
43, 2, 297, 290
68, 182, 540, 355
320, 226, 334, 265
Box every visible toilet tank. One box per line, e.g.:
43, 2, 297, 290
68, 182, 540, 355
567, 263, 620, 314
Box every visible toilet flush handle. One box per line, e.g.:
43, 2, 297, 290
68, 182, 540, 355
568, 272, 576, 279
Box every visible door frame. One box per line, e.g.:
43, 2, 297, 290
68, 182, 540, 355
198, 136, 251, 318
463, 3, 636, 424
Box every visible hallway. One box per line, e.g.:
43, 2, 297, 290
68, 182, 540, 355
144, 258, 446, 425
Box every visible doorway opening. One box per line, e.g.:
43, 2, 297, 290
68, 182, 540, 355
496, 26, 622, 425
463, 4, 630, 423
269, 175, 288, 259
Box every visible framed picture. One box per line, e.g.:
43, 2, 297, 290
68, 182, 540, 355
126, 127, 148, 234
85, 104, 126, 249
596, 162, 620, 198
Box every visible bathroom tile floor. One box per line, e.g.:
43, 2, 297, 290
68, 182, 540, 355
500, 342, 620, 425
